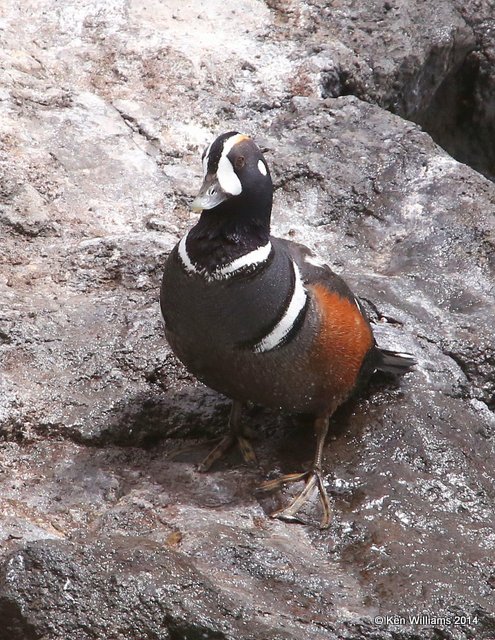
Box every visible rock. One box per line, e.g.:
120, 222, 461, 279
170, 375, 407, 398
268, 0, 495, 178
0, 183, 59, 238
268, 96, 495, 409
0, 537, 245, 640
0, 1, 495, 639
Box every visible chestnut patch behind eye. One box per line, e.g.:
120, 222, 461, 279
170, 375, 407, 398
235, 155, 245, 170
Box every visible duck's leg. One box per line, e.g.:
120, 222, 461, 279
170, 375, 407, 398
198, 400, 257, 472
259, 416, 331, 529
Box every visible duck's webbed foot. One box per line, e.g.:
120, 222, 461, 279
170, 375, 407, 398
258, 416, 331, 529
198, 401, 256, 472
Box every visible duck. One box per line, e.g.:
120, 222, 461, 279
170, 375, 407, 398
160, 131, 415, 528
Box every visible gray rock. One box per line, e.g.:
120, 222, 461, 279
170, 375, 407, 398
0, 537, 245, 640
0, 1, 495, 639
0, 535, 491, 640
267, 0, 495, 178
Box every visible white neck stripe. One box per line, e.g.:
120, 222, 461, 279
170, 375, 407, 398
254, 260, 307, 353
216, 241, 272, 276
178, 235, 272, 281
178, 234, 197, 274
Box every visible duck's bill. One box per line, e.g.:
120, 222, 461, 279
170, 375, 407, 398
191, 177, 230, 212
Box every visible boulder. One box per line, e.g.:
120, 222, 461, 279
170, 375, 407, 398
0, 1, 494, 638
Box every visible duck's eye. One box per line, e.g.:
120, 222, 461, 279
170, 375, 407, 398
235, 155, 245, 170
207, 186, 217, 196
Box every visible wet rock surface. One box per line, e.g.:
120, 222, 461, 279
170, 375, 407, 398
1, 1, 495, 639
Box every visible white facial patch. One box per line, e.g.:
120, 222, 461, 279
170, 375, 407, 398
254, 260, 307, 353
257, 159, 267, 176
217, 155, 242, 195
215, 133, 247, 196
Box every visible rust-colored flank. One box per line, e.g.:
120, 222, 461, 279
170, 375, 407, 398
309, 283, 374, 394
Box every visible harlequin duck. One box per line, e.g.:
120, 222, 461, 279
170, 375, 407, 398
160, 132, 415, 528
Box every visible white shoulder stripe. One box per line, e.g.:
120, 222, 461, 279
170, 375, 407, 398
177, 234, 272, 281
254, 260, 307, 353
